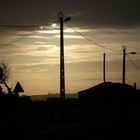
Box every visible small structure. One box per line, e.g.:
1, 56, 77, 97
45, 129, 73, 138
13, 81, 24, 96
78, 82, 138, 103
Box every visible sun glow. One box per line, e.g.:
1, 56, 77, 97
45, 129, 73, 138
51, 23, 57, 28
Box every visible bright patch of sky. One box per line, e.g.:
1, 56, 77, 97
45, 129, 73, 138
0, 24, 140, 95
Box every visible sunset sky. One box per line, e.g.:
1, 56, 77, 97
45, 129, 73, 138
0, 0, 140, 95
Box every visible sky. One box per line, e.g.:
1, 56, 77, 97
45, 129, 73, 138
0, 0, 140, 95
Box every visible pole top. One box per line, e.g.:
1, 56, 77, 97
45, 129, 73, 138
58, 12, 63, 19
122, 45, 126, 50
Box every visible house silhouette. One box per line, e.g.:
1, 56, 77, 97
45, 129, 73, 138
78, 82, 139, 103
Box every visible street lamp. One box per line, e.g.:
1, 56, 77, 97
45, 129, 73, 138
58, 12, 71, 100
122, 45, 136, 84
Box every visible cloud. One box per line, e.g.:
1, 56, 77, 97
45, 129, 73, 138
12, 63, 60, 75
0, 0, 140, 29
29, 35, 47, 39
56, 34, 82, 39
35, 46, 49, 51
1, 0, 139, 94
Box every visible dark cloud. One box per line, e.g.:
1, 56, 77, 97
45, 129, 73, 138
0, 0, 140, 28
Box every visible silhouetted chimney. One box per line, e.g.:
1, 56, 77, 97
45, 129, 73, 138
134, 83, 136, 90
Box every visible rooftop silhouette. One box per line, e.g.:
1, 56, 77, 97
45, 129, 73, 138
78, 82, 139, 102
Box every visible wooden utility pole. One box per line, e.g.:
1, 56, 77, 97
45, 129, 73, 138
122, 45, 136, 84
59, 12, 65, 100
122, 46, 126, 84
58, 12, 71, 100
103, 53, 106, 82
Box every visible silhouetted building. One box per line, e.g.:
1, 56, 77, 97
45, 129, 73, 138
78, 82, 139, 103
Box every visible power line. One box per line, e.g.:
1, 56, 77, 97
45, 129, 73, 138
0, 19, 59, 30
65, 23, 121, 52
0, 20, 58, 48
0, 22, 55, 28
127, 55, 140, 72
0, 24, 41, 28
0, 31, 37, 48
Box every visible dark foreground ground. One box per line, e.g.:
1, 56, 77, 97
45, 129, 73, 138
0, 96, 140, 140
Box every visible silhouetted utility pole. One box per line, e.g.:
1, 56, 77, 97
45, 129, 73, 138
122, 46, 126, 84
58, 12, 71, 100
122, 45, 136, 84
103, 53, 106, 82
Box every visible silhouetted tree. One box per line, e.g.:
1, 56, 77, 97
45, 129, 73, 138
0, 59, 12, 94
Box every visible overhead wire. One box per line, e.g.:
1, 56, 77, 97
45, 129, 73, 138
0, 19, 122, 52
0, 24, 42, 28
0, 20, 59, 28
126, 55, 140, 72
0, 31, 37, 48
0, 19, 57, 27
0, 19, 134, 55
65, 23, 122, 52
0, 20, 58, 48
